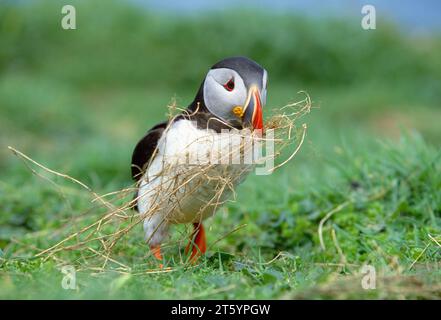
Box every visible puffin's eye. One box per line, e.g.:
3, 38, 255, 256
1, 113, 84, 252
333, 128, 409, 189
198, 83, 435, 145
223, 78, 235, 92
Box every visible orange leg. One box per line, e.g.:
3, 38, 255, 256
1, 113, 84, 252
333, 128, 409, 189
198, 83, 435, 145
185, 223, 207, 262
150, 244, 163, 268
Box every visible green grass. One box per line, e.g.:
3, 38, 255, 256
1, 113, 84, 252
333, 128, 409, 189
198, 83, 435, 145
0, 0, 440, 299
1, 134, 440, 299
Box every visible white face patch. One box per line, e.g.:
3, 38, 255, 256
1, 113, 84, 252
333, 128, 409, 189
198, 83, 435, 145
203, 68, 247, 124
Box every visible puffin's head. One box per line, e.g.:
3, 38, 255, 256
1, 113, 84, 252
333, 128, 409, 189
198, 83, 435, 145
192, 56, 268, 131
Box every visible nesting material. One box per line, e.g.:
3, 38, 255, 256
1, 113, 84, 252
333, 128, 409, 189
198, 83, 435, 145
8, 92, 311, 271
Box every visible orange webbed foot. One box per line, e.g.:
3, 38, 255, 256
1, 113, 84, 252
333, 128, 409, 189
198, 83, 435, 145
185, 223, 207, 263
150, 245, 164, 268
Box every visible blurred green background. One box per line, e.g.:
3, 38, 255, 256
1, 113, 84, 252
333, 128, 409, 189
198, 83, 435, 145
0, 0, 440, 299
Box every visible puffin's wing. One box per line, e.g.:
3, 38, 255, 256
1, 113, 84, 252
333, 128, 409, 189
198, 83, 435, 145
131, 121, 168, 181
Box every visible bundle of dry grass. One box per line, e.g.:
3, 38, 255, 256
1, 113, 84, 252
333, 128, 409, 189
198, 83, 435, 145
8, 92, 312, 272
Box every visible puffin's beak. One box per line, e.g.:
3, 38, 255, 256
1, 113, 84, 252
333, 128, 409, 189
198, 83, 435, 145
242, 86, 264, 132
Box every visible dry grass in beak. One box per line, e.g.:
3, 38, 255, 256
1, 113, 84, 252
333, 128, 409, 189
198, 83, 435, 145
7, 91, 313, 272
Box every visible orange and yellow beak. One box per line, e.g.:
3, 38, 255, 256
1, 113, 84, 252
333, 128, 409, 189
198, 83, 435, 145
242, 85, 264, 131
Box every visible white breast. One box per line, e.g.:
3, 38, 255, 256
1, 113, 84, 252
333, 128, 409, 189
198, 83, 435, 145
137, 119, 256, 229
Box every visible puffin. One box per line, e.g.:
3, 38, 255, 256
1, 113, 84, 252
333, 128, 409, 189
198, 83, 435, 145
131, 56, 268, 264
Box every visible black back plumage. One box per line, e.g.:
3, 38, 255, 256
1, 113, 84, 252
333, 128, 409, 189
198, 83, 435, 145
131, 121, 168, 181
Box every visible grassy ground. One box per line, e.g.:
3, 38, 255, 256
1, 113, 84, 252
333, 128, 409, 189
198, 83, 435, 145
0, 1, 440, 299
